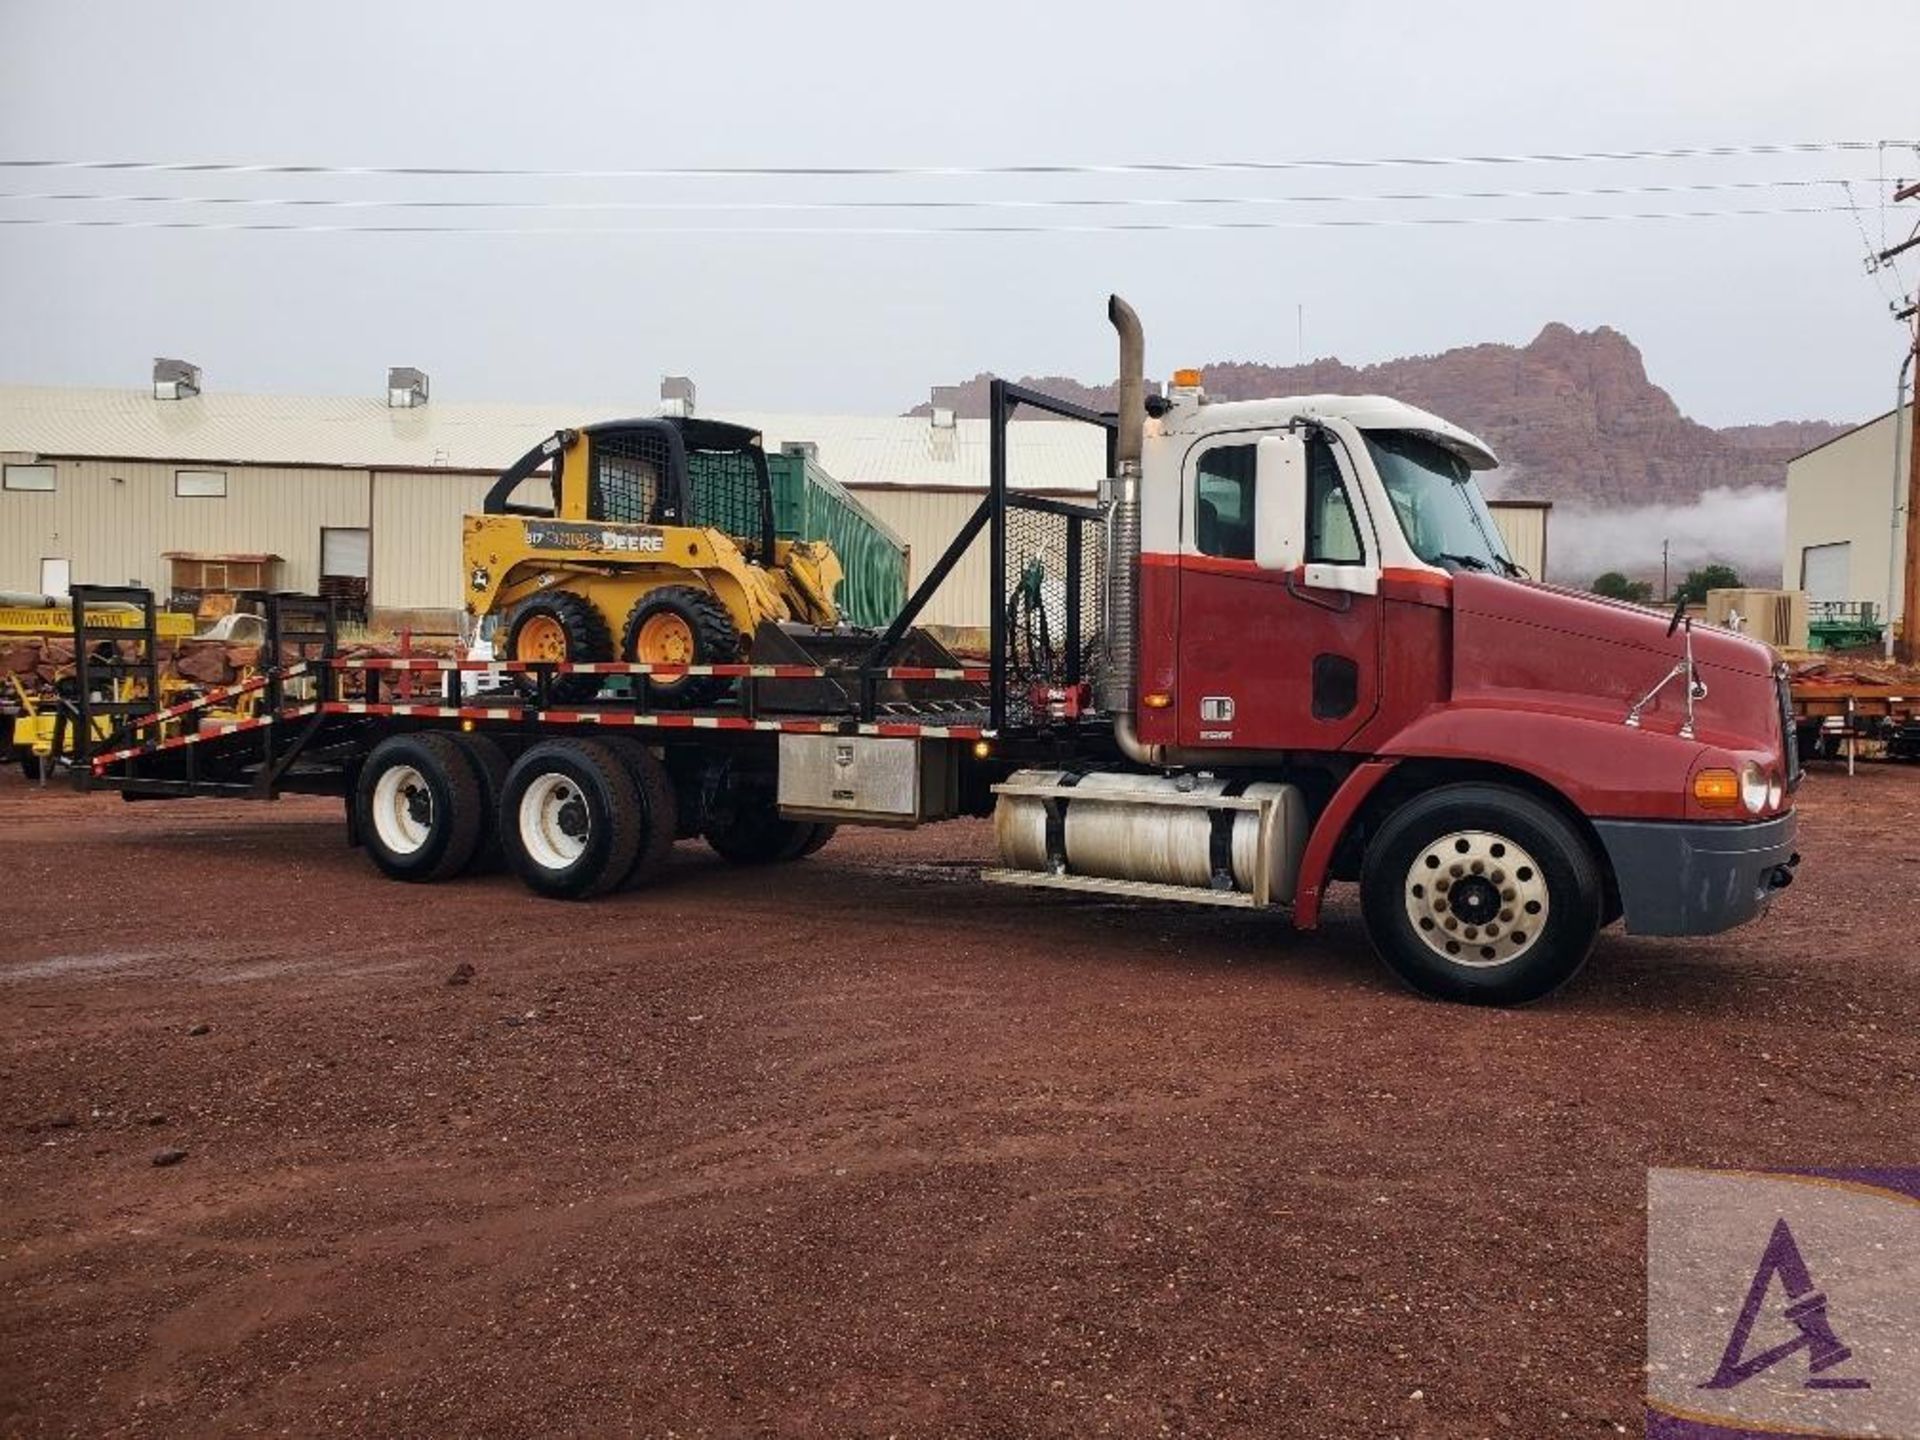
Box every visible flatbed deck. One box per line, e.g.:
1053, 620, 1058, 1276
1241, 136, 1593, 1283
82, 655, 1012, 795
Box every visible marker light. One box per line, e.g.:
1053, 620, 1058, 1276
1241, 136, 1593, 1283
1692, 768, 1740, 807
1172, 368, 1203, 389
972, 739, 992, 760
1142, 692, 1173, 709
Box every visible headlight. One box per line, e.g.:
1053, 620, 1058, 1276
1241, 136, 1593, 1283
1739, 761, 1768, 814
1766, 775, 1784, 811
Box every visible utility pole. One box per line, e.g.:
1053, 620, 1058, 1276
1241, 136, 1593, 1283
1887, 179, 1920, 663
1661, 539, 1670, 602
1901, 299, 1920, 662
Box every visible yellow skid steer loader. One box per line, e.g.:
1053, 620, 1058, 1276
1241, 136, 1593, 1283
462, 417, 960, 707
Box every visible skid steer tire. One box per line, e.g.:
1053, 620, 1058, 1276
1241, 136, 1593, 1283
508, 592, 613, 705
450, 731, 511, 874
603, 738, 679, 890
796, 823, 837, 858
355, 733, 487, 883
705, 800, 824, 865
622, 586, 740, 708
498, 739, 642, 900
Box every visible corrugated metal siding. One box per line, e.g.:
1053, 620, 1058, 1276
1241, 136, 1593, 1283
370, 470, 495, 611
0, 386, 1109, 492
1, 458, 369, 595
846, 487, 1011, 629
1488, 502, 1549, 580
1782, 410, 1904, 614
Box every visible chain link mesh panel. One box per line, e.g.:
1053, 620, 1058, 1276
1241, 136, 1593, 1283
687, 447, 767, 554
590, 430, 673, 525
1001, 499, 1105, 728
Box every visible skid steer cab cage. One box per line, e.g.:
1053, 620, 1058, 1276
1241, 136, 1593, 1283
482, 416, 777, 564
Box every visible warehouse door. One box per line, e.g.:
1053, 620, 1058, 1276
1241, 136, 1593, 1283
1799, 542, 1850, 604
321, 526, 372, 622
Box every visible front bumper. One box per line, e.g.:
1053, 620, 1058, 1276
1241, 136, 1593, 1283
1591, 811, 1799, 938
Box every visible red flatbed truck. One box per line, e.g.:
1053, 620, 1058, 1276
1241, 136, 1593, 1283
54, 298, 1800, 1005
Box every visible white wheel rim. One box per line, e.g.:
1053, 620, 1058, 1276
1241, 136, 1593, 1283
371, 764, 433, 855
1404, 829, 1550, 968
519, 772, 589, 871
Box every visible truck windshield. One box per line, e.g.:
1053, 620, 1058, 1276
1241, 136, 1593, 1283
1363, 430, 1518, 575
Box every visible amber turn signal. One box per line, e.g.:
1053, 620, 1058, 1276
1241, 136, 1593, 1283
1692, 768, 1740, 806
1142, 692, 1173, 709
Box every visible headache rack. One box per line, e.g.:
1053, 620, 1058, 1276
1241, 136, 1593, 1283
864, 378, 1115, 733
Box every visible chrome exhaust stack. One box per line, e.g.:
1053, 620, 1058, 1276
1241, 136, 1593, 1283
1102, 295, 1164, 765
1102, 294, 1145, 720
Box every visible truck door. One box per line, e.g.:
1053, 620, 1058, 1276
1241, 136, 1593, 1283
1173, 430, 1381, 751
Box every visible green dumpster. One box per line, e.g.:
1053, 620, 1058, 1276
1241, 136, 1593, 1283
767, 446, 908, 628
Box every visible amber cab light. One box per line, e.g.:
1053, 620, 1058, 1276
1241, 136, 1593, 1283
1692, 768, 1740, 807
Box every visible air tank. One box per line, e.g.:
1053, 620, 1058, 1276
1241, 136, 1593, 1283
994, 769, 1308, 902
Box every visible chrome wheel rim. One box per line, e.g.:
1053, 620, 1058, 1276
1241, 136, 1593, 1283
519, 772, 589, 870
1404, 829, 1549, 967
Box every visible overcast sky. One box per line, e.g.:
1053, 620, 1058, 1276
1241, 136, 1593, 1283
1, 0, 1915, 427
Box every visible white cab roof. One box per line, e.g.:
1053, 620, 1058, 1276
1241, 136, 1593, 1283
1165, 392, 1500, 470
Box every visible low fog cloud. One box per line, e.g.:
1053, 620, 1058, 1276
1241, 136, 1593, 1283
1548, 486, 1785, 588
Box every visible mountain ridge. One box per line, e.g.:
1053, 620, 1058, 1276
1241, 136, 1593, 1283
907, 325, 1853, 506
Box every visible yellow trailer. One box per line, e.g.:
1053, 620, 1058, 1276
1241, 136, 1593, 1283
2, 602, 196, 776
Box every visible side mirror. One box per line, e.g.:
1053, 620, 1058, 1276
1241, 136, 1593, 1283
1254, 433, 1307, 572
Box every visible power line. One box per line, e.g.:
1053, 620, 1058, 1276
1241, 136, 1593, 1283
0, 202, 1860, 238
0, 140, 1905, 182
0, 176, 1878, 216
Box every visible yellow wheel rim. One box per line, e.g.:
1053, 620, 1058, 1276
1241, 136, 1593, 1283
636, 612, 696, 666
515, 614, 569, 663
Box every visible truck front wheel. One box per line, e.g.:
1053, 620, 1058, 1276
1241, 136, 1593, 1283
1359, 783, 1603, 1005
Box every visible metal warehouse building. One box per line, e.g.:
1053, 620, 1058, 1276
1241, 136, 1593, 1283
1, 372, 1549, 628
1781, 408, 1908, 623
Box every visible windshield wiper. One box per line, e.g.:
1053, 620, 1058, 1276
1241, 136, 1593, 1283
1432, 551, 1493, 572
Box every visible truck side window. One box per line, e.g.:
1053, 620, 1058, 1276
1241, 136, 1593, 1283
1193, 444, 1255, 560
1306, 435, 1364, 564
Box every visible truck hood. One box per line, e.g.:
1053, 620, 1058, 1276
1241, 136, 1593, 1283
1449, 572, 1780, 749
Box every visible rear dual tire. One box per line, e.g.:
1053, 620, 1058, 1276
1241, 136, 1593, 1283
498, 738, 677, 899
355, 732, 493, 883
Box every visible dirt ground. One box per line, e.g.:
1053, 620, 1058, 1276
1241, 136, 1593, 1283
1, 763, 1915, 1439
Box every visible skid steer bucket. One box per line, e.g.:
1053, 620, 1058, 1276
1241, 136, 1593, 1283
750, 621, 985, 715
